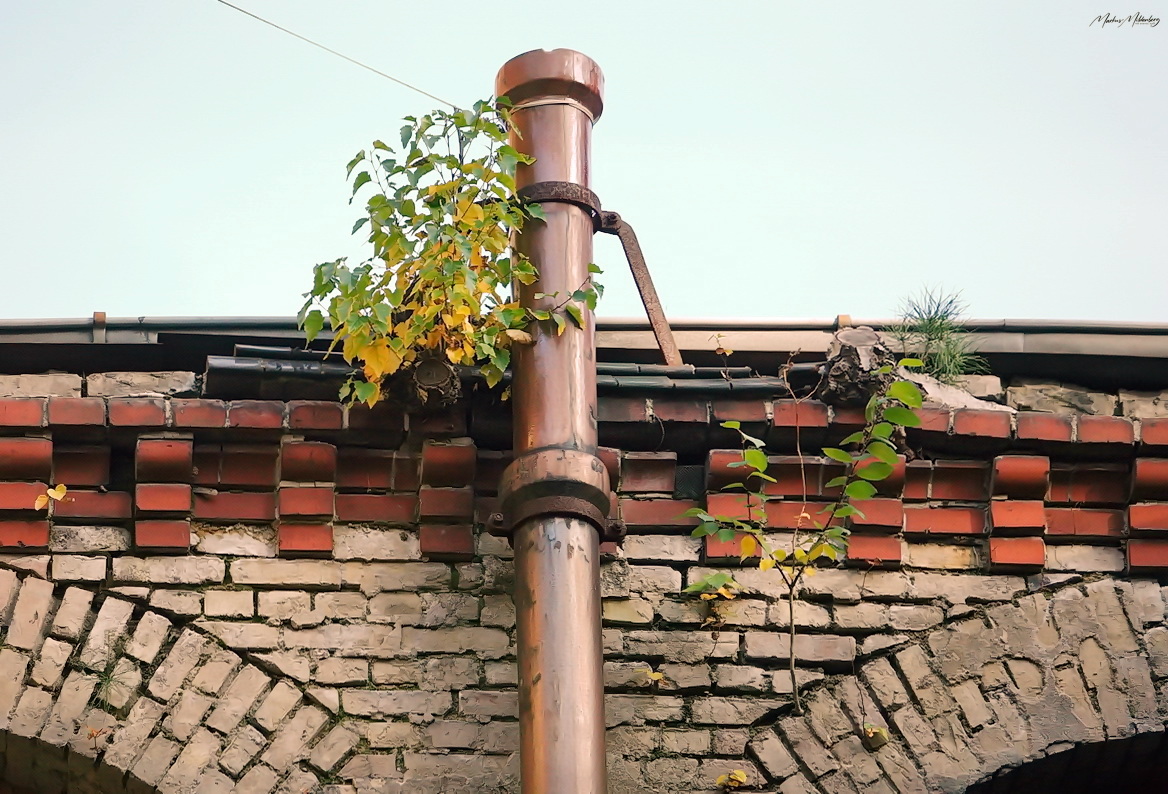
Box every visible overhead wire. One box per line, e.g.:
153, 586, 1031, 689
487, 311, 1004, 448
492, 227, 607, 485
212, 0, 458, 109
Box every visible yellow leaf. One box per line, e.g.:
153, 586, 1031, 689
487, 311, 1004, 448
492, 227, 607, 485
699, 593, 718, 601
641, 670, 665, 682
34, 494, 49, 511
446, 346, 463, 364
505, 329, 533, 344
740, 535, 757, 558
729, 770, 748, 783
47, 484, 67, 501
759, 557, 776, 571
716, 586, 736, 600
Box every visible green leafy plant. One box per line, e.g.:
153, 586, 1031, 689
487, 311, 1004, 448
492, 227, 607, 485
890, 288, 987, 384
685, 359, 923, 713
298, 98, 600, 405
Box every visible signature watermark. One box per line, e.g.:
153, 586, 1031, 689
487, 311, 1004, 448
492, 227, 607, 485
1091, 12, 1160, 26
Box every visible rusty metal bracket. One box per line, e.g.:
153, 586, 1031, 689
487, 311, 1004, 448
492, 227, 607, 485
518, 180, 683, 367
490, 448, 624, 542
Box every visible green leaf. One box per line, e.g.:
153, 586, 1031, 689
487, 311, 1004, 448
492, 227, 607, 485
717, 528, 737, 543
301, 309, 325, 342
839, 431, 865, 446
844, 480, 878, 500
824, 475, 848, 488
823, 448, 853, 464
345, 151, 365, 177
588, 263, 603, 274
721, 420, 741, 430
744, 448, 769, 473
857, 461, 893, 481
564, 304, 584, 328
871, 422, 894, 440
552, 313, 566, 336
884, 406, 921, 427
865, 393, 880, 423
353, 381, 378, 405
351, 172, 372, 195
691, 521, 718, 538
888, 380, 924, 409
899, 357, 924, 368
351, 217, 369, 235
866, 440, 899, 465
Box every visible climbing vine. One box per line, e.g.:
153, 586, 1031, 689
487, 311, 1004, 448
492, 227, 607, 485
685, 359, 923, 719
297, 98, 600, 406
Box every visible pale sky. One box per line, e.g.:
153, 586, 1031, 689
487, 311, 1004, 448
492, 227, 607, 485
1, 1, 1165, 324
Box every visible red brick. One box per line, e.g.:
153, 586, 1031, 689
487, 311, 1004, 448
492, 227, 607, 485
281, 442, 338, 483
418, 486, 474, 522
0, 482, 47, 511
706, 492, 765, 524
135, 483, 192, 514
712, 400, 768, 423
851, 498, 905, 532
336, 449, 395, 491
1078, 415, 1134, 444
952, 409, 1010, 439
53, 446, 110, 487
420, 524, 475, 560
135, 520, 191, 551
989, 537, 1045, 571
904, 461, 931, 501
136, 439, 193, 482
764, 501, 839, 530
228, 401, 285, 429
619, 498, 702, 529
193, 492, 276, 522
0, 398, 45, 427
108, 398, 166, 427
1128, 539, 1168, 571
278, 523, 334, 556
193, 447, 219, 486
288, 400, 344, 430
704, 532, 761, 562
47, 397, 105, 426
0, 520, 49, 550
989, 500, 1046, 535
991, 455, 1050, 499
598, 397, 649, 423
1047, 465, 1128, 505
171, 399, 227, 428
347, 401, 408, 433
653, 399, 709, 423
393, 452, 420, 491
931, 461, 989, 501
335, 493, 417, 524
475, 496, 500, 527
599, 541, 620, 556
54, 490, 133, 520
278, 486, 335, 518
0, 438, 52, 480
904, 506, 987, 536
914, 407, 952, 433
844, 535, 903, 568
831, 406, 866, 429
219, 446, 280, 489
1132, 459, 1168, 500
1143, 419, 1168, 447
1130, 503, 1168, 533
1016, 412, 1072, 442
620, 452, 677, 494
772, 400, 828, 429
707, 450, 746, 492
420, 441, 477, 488
1044, 508, 1125, 540
760, 457, 827, 498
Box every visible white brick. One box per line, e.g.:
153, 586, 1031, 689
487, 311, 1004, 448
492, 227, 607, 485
30, 637, 72, 689
148, 629, 207, 701
113, 557, 224, 585
78, 597, 135, 670
203, 590, 255, 618
6, 576, 55, 652
125, 611, 173, 664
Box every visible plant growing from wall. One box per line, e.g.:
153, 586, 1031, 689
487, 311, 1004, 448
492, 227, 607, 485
298, 99, 600, 406
889, 288, 987, 384
685, 360, 923, 720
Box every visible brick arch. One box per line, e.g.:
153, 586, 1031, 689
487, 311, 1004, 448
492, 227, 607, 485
0, 567, 337, 793
746, 577, 1168, 793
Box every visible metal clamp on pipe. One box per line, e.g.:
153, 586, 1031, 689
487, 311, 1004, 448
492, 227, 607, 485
489, 448, 625, 543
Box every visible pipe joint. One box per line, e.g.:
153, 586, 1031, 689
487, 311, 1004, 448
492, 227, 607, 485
491, 448, 622, 542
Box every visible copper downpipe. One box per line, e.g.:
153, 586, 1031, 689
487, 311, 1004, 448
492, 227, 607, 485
496, 50, 608, 794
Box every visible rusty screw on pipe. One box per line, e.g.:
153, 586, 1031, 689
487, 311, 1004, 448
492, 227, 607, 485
495, 49, 609, 794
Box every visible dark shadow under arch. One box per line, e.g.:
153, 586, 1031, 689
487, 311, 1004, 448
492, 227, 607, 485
0, 734, 155, 794
967, 731, 1168, 794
